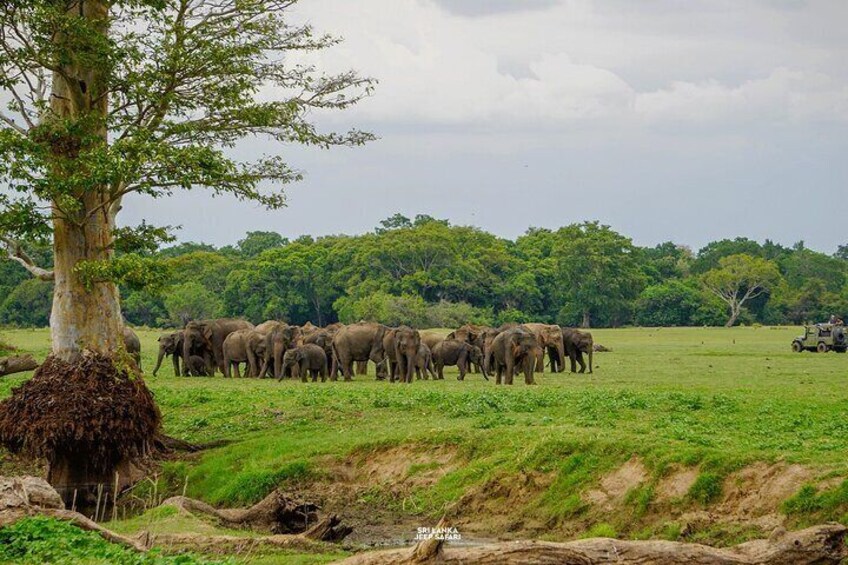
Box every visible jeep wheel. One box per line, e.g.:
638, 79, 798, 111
791, 341, 804, 353
817, 342, 829, 353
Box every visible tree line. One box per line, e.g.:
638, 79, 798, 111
2, 214, 846, 329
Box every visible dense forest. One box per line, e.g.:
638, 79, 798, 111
2, 214, 846, 329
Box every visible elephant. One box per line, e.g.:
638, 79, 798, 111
300, 321, 319, 338
414, 343, 438, 380
523, 323, 566, 373
332, 322, 388, 381
446, 324, 491, 373
186, 355, 211, 376
383, 325, 421, 383
222, 329, 268, 378
281, 344, 328, 382
122, 327, 141, 370
257, 322, 302, 380
182, 318, 254, 376
420, 331, 445, 351
303, 329, 339, 380
489, 326, 538, 385
432, 339, 485, 381
153, 330, 183, 376
480, 327, 503, 375
561, 327, 594, 374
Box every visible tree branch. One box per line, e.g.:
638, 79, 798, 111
0, 235, 53, 280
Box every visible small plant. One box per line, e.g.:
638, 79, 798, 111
689, 472, 723, 505
582, 522, 617, 538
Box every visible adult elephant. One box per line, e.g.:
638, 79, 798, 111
183, 318, 254, 376
490, 326, 538, 385
523, 323, 566, 373
122, 327, 141, 370
222, 329, 268, 378
257, 322, 302, 380
383, 326, 421, 383
153, 330, 183, 376
332, 322, 387, 381
420, 331, 445, 351
433, 339, 486, 381
562, 327, 594, 374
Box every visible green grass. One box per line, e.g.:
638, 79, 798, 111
3, 325, 848, 560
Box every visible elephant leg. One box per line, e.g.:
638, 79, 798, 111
577, 352, 586, 373
505, 358, 514, 385
535, 350, 545, 373
525, 356, 536, 385
587, 349, 593, 374
300, 361, 308, 382
457, 359, 466, 381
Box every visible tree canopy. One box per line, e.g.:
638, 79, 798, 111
5, 217, 847, 329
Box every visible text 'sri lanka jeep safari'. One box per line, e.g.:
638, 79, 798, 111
791, 324, 848, 353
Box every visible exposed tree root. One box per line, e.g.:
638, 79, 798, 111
0, 355, 38, 377
162, 491, 351, 540
0, 508, 148, 552
336, 523, 847, 565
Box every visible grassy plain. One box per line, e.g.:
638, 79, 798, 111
2, 325, 848, 562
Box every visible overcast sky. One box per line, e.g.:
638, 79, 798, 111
123, 0, 848, 252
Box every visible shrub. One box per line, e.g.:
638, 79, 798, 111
688, 472, 723, 505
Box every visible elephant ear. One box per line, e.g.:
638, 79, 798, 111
446, 331, 456, 340
201, 325, 214, 342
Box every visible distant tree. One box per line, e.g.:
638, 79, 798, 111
0, 279, 53, 327
702, 254, 782, 327
164, 252, 239, 295
237, 231, 287, 258
158, 242, 218, 258
163, 283, 223, 327
122, 290, 167, 328
376, 214, 413, 233
835, 244, 848, 261
336, 291, 428, 327
639, 242, 693, 283
552, 222, 646, 328
691, 238, 764, 274
636, 280, 703, 327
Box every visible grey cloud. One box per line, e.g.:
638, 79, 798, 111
428, 0, 560, 17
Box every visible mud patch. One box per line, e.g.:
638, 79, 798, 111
453, 470, 555, 536
717, 462, 811, 519
584, 457, 648, 510
656, 466, 699, 502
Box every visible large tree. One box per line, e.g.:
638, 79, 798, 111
701, 254, 782, 327
0, 0, 373, 360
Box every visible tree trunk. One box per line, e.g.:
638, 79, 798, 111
0, 355, 39, 377
725, 303, 740, 327
581, 309, 591, 328
48, 0, 122, 361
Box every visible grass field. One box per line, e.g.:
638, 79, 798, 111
2, 325, 848, 562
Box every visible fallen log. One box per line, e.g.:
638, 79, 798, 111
0, 354, 38, 377
336, 523, 848, 565
161, 491, 350, 541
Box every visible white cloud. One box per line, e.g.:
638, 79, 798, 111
287, 0, 848, 130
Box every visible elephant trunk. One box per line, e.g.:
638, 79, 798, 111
182, 338, 192, 378
152, 347, 166, 376
587, 347, 593, 374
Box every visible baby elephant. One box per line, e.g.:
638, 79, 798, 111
187, 355, 211, 376
281, 344, 328, 382
415, 343, 438, 380
433, 339, 486, 381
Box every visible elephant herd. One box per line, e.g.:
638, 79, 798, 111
151, 319, 595, 385
149, 318, 593, 384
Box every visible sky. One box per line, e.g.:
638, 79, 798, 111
121, 0, 848, 252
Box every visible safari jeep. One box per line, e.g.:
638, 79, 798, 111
791, 324, 848, 353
